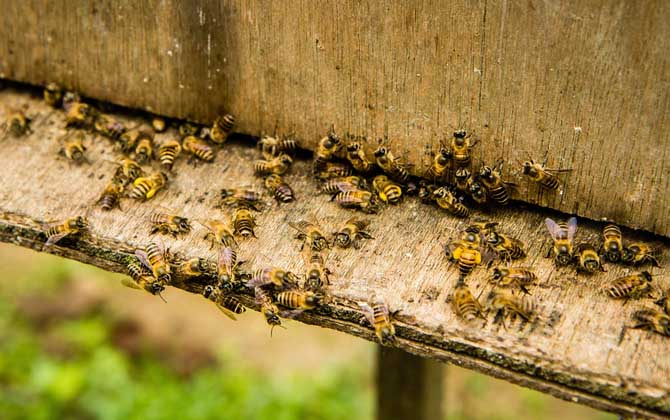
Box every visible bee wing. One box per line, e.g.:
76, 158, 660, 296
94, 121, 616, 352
45, 231, 70, 246
544, 218, 564, 241
215, 303, 238, 320
287, 221, 304, 233
218, 247, 234, 275
566, 217, 578, 242
280, 309, 304, 319
134, 250, 153, 271
357, 302, 376, 326
121, 278, 141, 290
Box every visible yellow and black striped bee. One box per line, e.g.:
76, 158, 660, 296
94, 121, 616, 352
345, 141, 373, 173
264, 174, 295, 203
217, 246, 241, 290
44, 83, 63, 108
129, 172, 168, 200
333, 218, 373, 249
59, 133, 88, 164
574, 243, 605, 274
468, 179, 488, 205
123, 257, 165, 296
135, 242, 172, 285
182, 135, 215, 162
445, 237, 482, 279
209, 113, 235, 144
304, 252, 330, 292
255, 286, 283, 333
320, 176, 367, 195
600, 224, 624, 263
450, 130, 477, 168
314, 128, 343, 169
289, 220, 329, 251
491, 267, 537, 294
373, 145, 410, 182
3, 110, 31, 137
486, 288, 536, 325
424, 145, 452, 182
149, 212, 192, 238
201, 219, 236, 249
151, 117, 167, 133
203, 285, 246, 320
628, 308, 670, 337
316, 162, 354, 180
44, 216, 88, 246
254, 154, 293, 176
479, 162, 514, 206
276, 290, 325, 311
258, 135, 298, 159
158, 139, 182, 170
97, 180, 124, 211
358, 294, 397, 344
93, 114, 126, 141
486, 232, 526, 262
522, 159, 571, 190
64, 101, 97, 129
605, 271, 653, 300
221, 188, 264, 210
232, 207, 257, 239
332, 190, 381, 214
178, 121, 200, 137
133, 132, 154, 163
544, 217, 577, 266
249, 267, 299, 290
113, 158, 143, 186
622, 242, 660, 267
176, 257, 215, 279
451, 279, 484, 322
432, 187, 469, 218
372, 175, 403, 205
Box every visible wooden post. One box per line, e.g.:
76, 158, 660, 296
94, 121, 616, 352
376, 346, 444, 420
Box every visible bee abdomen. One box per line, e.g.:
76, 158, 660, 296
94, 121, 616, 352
540, 175, 560, 190
274, 184, 294, 202
606, 283, 632, 299
129, 181, 150, 199
100, 194, 119, 211
452, 203, 470, 218
487, 186, 510, 205
159, 142, 181, 170
276, 292, 301, 308
455, 299, 480, 321
210, 114, 235, 144
220, 296, 246, 314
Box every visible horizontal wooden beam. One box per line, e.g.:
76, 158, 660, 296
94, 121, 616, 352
1, 88, 669, 417
0, 1, 668, 236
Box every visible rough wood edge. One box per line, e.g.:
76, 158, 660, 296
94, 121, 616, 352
0, 210, 666, 419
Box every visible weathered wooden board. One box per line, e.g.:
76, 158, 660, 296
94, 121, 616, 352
1, 1, 668, 236
1, 88, 669, 418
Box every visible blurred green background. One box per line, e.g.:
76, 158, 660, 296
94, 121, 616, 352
0, 244, 615, 420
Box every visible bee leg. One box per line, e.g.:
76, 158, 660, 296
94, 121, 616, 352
520, 285, 531, 296
353, 238, 362, 250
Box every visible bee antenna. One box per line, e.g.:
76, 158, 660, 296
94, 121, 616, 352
157, 292, 167, 303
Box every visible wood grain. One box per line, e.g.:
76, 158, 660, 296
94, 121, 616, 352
0, 1, 668, 236
1, 87, 670, 418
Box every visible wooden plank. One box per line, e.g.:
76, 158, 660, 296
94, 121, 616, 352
377, 347, 444, 420
1, 88, 670, 418
0, 1, 668, 236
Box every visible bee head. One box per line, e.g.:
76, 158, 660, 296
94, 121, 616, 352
605, 248, 622, 263
480, 166, 493, 179
380, 326, 396, 343
584, 260, 600, 273
641, 271, 653, 282
621, 248, 634, 264
556, 250, 572, 266
149, 282, 166, 295
280, 155, 293, 165
346, 142, 360, 152
439, 147, 452, 158
176, 217, 191, 231
453, 130, 467, 139
203, 285, 215, 298
522, 161, 534, 175
492, 267, 503, 280
485, 232, 499, 244
72, 216, 88, 229
265, 310, 281, 325
373, 147, 387, 158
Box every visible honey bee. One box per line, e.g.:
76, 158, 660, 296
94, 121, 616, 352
468, 179, 488, 205
158, 139, 182, 170
93, 114, 126, 141
605, 271, 653, 300
622, 243, 660, 267
135, 242, 172, 285
320, 176, 367, 195
316, 162, 355, 180
65, 102, 97, 129
424, 145, 452, 182
600, 224, 624, 263
289, 220, 330, 251
123, 257, 165, 296
217, 246, 241, 289
254, 154, 293, 176
304, 252, 331, 292
373, 145, 410, 182
258, 135, 298, 158
486, 288, 536, 325
276, 290, 325, 311
255, 286, 283, 332
451, 279, 484, 322
117, 128, 150, 154
521, 159, 571, 190
445, 239, 482, 279
358, 294, 397, 344
574, 243, 605, 274
450, 130, 477, 168
331, 190, 381, 214
333, 218, 373, 249
97, 180, 123, 211
220, 188, 263, 210
628, 309, 670, 337
175, 257, 215, 279
432, 187, 469, 217
182, 135, 215, 162
178, 122, 200, 137
129, 172, 168, 200
418, 182, 438, 204
44, 83, 63, 107
209, 114, 235, 144
203, 219, 237, 248
133, 133, 154, 163
479, 162, 514, 206
345, 141, 373, 173
149, 212, 192, 238
314, 128, 343, 168
491, 267, 537, 294
232, 207, 257, 239
372, 175, 403, 205
544, 217, 577, 266
264, 174, 295, 203
485, 232, 526, 262
113, 158, 143, 186
3, 110, 31, 137
59, 133, 88, 164
249, 267, 299, 290
203, 285, 246, 320
151, 117, 167, 133
44, 216, 88, 246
